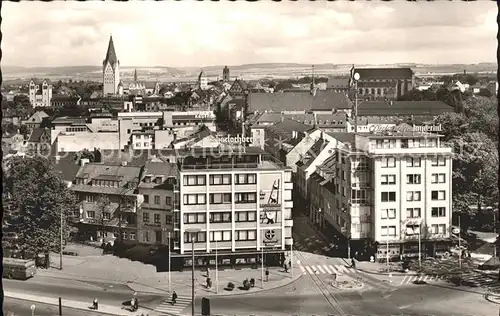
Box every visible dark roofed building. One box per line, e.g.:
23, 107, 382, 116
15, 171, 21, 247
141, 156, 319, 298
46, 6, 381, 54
350, 66, 415, 100
249, 91, 352, 113
357, 100, 453, 118
326, 77, 350, 93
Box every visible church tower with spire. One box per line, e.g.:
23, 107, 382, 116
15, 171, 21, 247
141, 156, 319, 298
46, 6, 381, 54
102, 35, 120, 95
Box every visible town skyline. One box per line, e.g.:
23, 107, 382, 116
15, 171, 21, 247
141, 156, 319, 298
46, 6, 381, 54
3, 1, 496, 68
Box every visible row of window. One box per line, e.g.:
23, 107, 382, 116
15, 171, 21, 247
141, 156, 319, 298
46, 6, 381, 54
144, 195, 172, 206
184, 174, 257, 186
381, 224, 447, 236
143, 213, 173, 224
183, 211, 257, 224
183, 192, 258, 205
184, 230, 258, 243
381, 157, 447, 168
381, 190, 446, 202
381, 173, 446, 185
381, 207, 447, 219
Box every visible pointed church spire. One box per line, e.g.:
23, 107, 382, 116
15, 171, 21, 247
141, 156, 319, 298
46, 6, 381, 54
134, 69, 138, 82
103, 35, 118, 66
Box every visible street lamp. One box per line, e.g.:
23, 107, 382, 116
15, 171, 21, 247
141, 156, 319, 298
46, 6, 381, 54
162, 228, 171, 293
185, 228, 201, 316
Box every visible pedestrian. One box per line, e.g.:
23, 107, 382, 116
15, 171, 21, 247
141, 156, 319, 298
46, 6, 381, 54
207, 266, 210, 277
284, 262, 288, 273
172, 291, 177, 305
92, 298, 99, 310
265, 267, 269, 282
206, 277, 212, 288
351, 257, 356, 269
130, 297, 136, 312
134, 297, 139, 311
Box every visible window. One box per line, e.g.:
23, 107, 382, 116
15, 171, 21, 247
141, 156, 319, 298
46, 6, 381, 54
376, 139, 396, 149
431, 173, 446, 184
85, 195, 96, 203
135, 142, 141, 148
129, 232, 136, 240
144, 195, 149, 204
235, 230, 257, 241
183, 194, 206, 205
209, 174, 232, 185
381, 192, 396, 202
184, 231, 206, 243
381, 174, 396, 185
431, 224, 447, 234
143, 212, 150, 223
351, 189, 367, 204
154, 214, 161, 224
381, 157, 396, 168
154, 195, 160, 204
431, 207, 446, 217
122, 232, 128, 240
235, 174, 257, 185
406, 174, 421, 185
209, 231, 232, 242
209, 193, 232, 204
165, 214, 172, 224
183, 213, 207, 224
406, 208, 421, 218
406, 191, 421, 201
408, 139, 421, 148
381, 208, 396, 219
103, 212, 111, 220
210, 212, 232, 223
431, 156, 446, 166
87, 211, 95, 218
165, 196, 172, 206
381, 226, 397, 236
235, 192, 257, 203
426, 138, 437, 147
235, 211, 257, 222
431, 190, 446, 201
184, 175, 206, 186
144, 231, 150, 242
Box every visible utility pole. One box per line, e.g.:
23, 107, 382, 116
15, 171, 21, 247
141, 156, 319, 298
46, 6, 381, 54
168, 232, 171, 294
494, 211, 497, 264
215, 239, 219, 294
60, 209, 63, 270
261, 245, 264, 289
458, 215, 462, 269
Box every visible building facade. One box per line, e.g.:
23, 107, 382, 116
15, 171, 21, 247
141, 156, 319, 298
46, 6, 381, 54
350, 67, 415, 100
174, 148, 294, 268
29, 79, 53, 107
103, 36, 121, 95
223, 66, 230, 82
308, 129, 453, 260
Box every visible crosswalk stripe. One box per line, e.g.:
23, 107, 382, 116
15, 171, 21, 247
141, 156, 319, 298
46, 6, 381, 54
300, 266, 306, 274
323, 265, 333, 274
335, 265, 350, 274
305, 266, 314, 274
316, 265, 326, 274
400, 276, 408, 285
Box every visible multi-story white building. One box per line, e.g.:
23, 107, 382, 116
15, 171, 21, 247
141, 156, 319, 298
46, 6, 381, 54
308, 126, 453, 260
174, 147, 293, 268
29, 79, 53, 107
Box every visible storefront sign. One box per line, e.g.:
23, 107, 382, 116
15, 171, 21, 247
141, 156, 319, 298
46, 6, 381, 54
217, 135, 255, 144
369, 124, 443, 133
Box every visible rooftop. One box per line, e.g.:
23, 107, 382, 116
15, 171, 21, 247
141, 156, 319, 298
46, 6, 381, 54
353, 67, 414, 80
249, 91, 352, 112
71, 163, 142, 195
357, 100, 454, 117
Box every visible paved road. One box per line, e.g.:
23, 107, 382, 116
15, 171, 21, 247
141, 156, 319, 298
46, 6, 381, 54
3, 275, 164, 311
3, 297, 104, 316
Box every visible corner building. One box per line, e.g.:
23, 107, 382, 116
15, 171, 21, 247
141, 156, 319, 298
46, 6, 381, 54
175, 147, 293, 269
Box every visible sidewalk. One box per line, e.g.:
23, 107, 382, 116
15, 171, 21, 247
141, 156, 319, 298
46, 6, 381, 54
4, 291, 150, 316
39, 254, 301, 297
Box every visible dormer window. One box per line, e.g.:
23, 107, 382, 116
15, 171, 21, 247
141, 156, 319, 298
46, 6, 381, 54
154, 177, 163, 184
144, 176, 152, 183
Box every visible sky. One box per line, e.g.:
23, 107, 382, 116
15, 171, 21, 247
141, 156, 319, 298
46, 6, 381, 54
2, 1, 497, 68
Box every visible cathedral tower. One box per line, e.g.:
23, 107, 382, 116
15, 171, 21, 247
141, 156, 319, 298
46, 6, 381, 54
102, 35, 120, 95
223, 66, 230, 82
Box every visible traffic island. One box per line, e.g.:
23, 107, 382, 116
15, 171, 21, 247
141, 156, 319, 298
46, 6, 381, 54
331, 280, 364, 290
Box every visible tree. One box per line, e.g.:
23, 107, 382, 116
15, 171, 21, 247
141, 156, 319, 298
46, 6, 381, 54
95, 194, 112, 242
432, 112, 469, 142
74, 148, 95, 163
12, 94, 32, 118
3, 156, 78, 259
460, 96, 498, 142
2, 122, 18, 135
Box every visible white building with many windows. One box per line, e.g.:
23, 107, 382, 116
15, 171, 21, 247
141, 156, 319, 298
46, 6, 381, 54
307, 126, 453, 260
174, 147, 293, 268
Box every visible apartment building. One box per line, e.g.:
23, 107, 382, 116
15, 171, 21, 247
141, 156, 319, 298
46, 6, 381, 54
70, 161, 144, 242
137, 161, 178, 244
307, 127, 453, 260
174, 147, 293, 268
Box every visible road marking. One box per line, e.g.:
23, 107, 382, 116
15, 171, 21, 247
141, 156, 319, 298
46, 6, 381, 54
305, 266, 314, 274
400, 276, 408, 285
155, 296, 191, 314
335, 265, 351, 274
323, 265, 333, 274
316, 265, 326, 274
296, 260, 301, 265
328, 265, 342, 275
300, 266, 306, 274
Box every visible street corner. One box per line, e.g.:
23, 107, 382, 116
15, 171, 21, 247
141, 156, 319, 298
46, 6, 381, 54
485, 292, 500, 305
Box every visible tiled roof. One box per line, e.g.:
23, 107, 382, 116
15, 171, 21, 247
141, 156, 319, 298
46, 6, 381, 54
274, 118, 313, 134
28, 127, 49, 143
358, 101, 453, 117
327, 77, 349, 89
353, 67, 414, 80
303, 139, 329, 168
31, 78, 52, 85
72, 163, 142, 195
172, 125, 214, 145
249, 91, 352, 112
139, 162, 177, 189
24, 111, 49, 123
52, 116, 87, 125
51, 155, 83, 183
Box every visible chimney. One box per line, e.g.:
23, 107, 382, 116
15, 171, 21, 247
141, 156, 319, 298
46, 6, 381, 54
80, 158, 90, 166
121, 161, 128, 166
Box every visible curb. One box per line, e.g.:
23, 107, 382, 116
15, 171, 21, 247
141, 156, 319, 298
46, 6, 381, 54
485, 293, 500, 305
203, 274, 305, 298
4, 293, 121, 316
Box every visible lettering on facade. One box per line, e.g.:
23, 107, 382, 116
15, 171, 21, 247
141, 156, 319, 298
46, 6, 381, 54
195, 113, 212, 119
369, 124, 443, 133
217, 134, 255, 144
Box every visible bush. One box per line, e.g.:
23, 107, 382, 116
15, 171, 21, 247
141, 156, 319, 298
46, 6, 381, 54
243, 279, 250, 290
250, 278, 255, 287
227, 282, 235, 289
